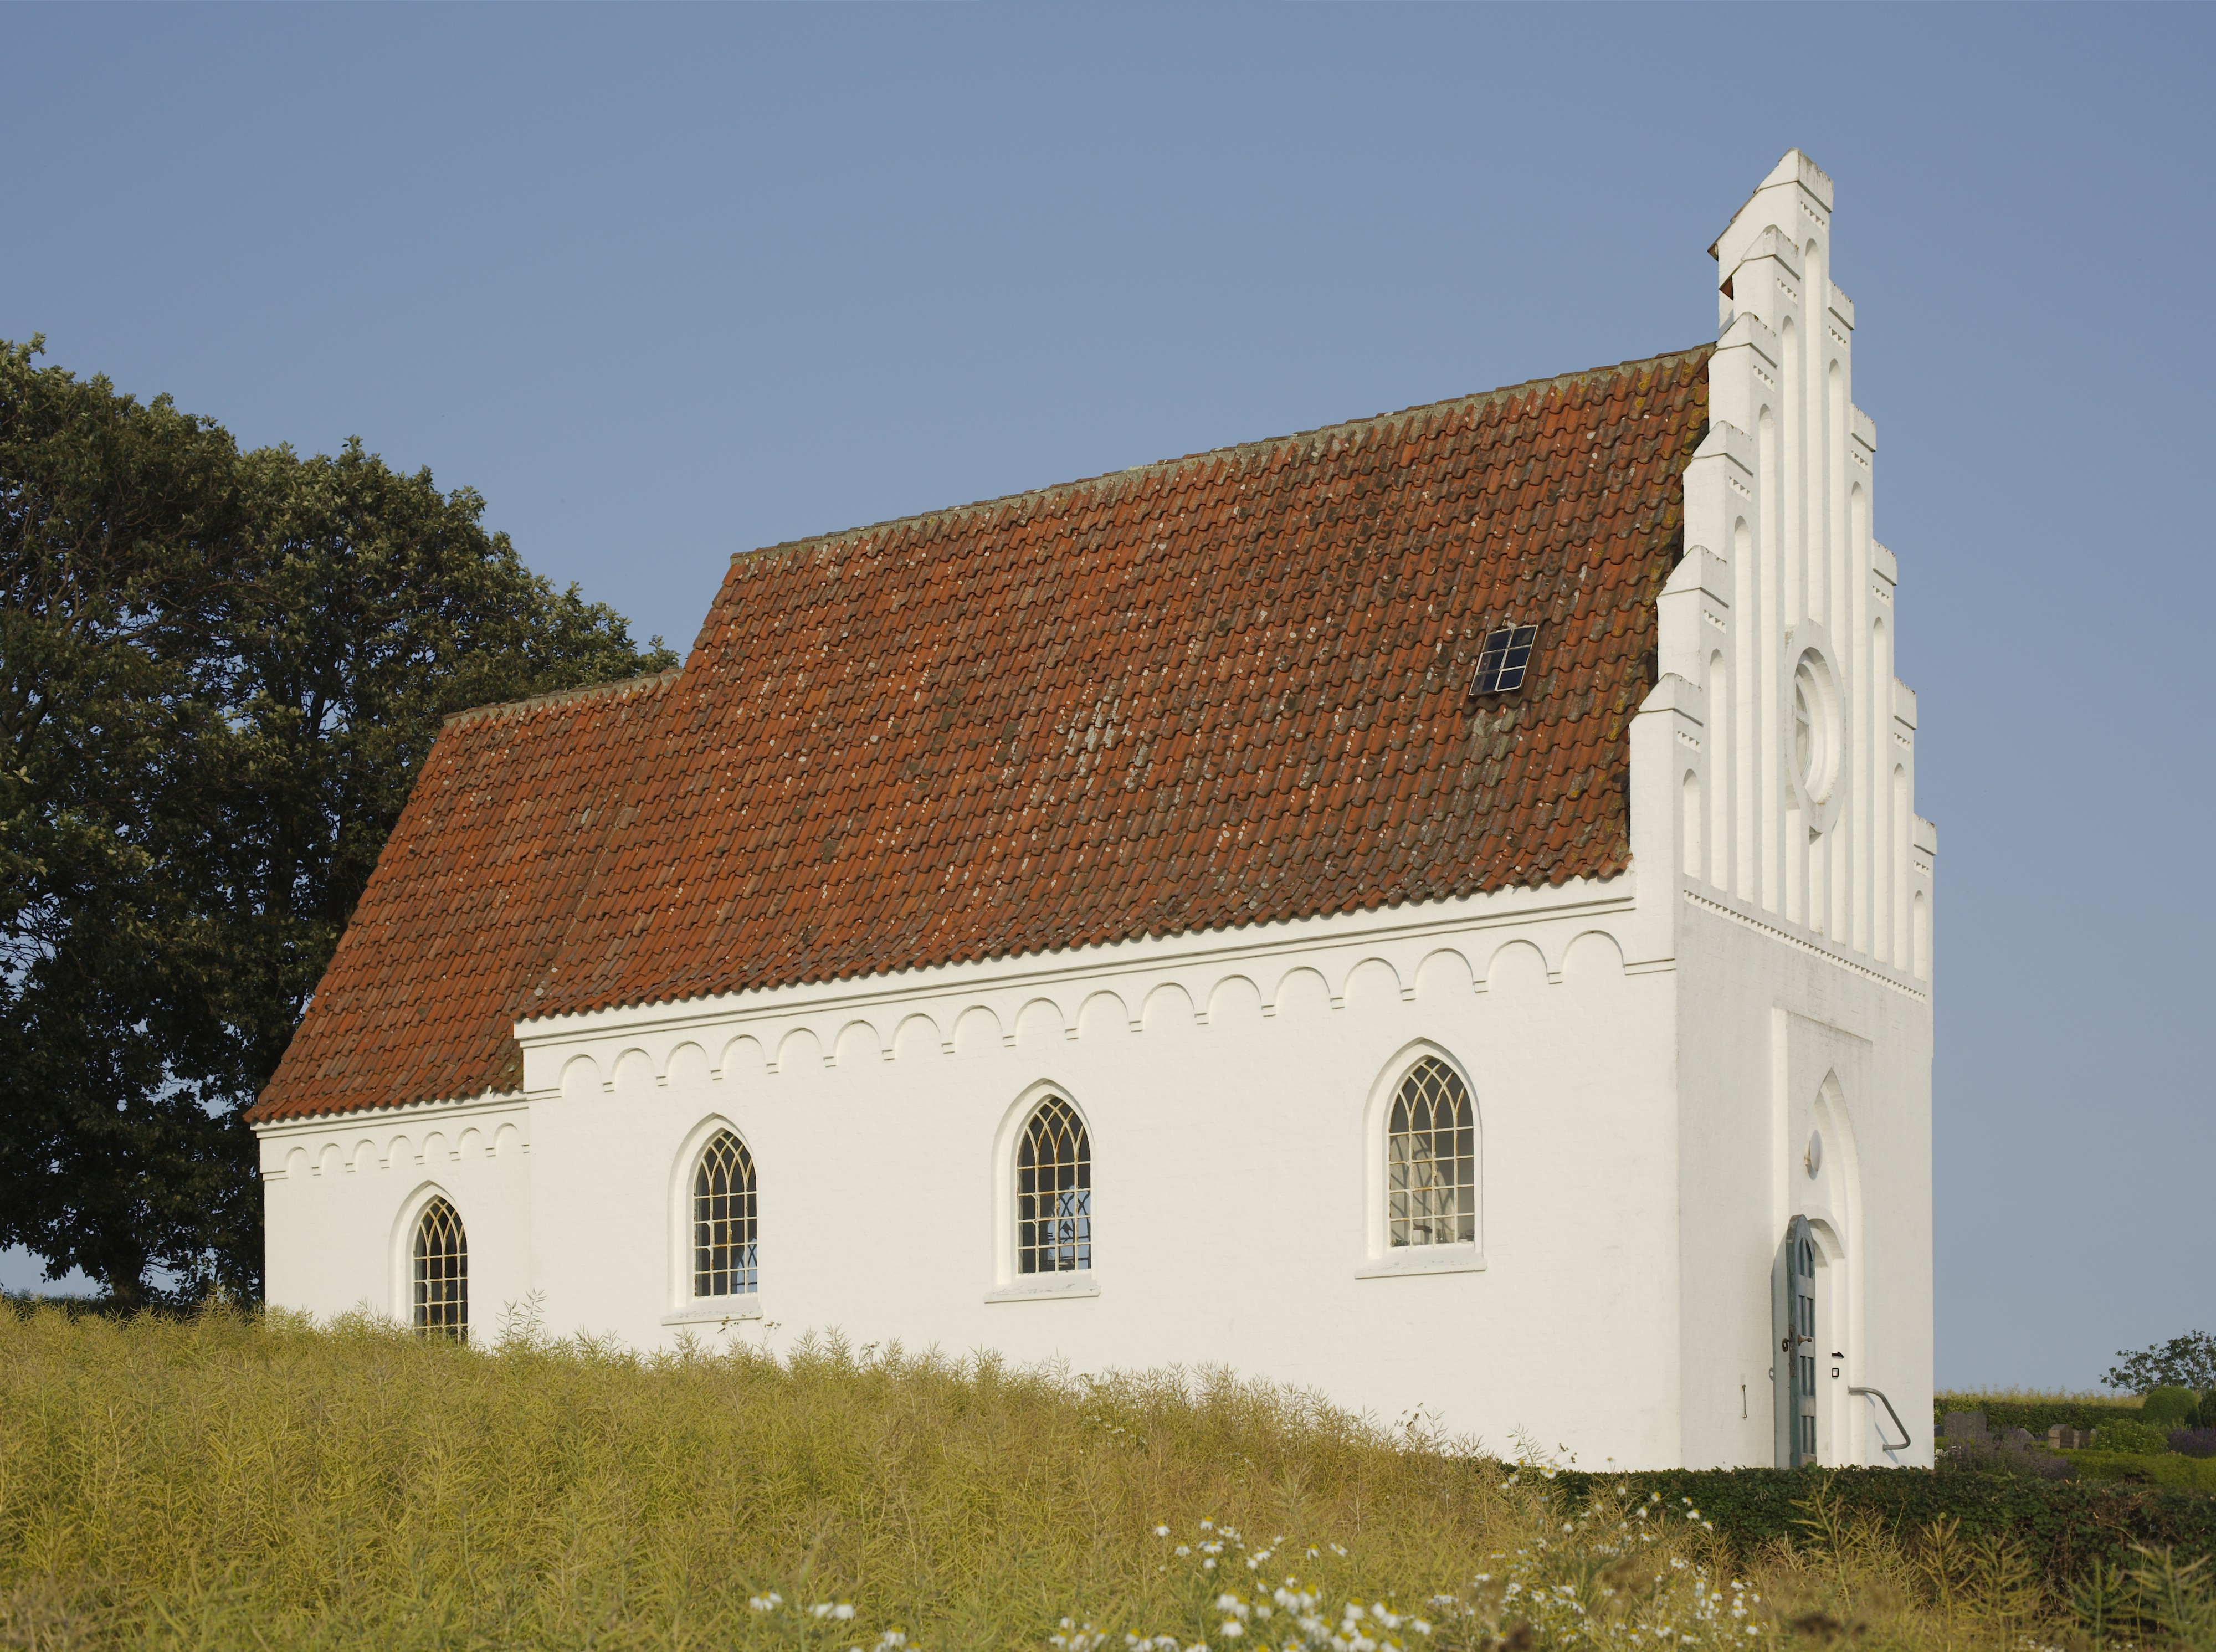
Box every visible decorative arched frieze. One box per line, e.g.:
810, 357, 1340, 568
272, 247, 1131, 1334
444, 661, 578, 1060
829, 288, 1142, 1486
714, 1034, 765, 1081
1478, 938, 1548, 996
1413, 948, 1475, 1002
892, 1012, 945, 1061
1341, 956, 1405, 1010
1266, 965, 1332, 1020
1204, 974, 1264, 1026
832, 1019, 886, 1068
610, 1048, 657, 1095
1139, 981, 1195, 1032
1560, 930, 1627, 987
1013, 997, 1072, 1048
558, 1053, 602, 1101
953, 1003, 1006, 1056
772, 1025, 827, 1075
665, 1041, 712, 1089
1075, 989, 1133, 1039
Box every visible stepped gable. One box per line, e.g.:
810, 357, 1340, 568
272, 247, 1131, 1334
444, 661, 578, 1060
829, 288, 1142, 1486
250, 670, 681, 1122
534, 344, 1711, 1020
250, 343, 1710, 1122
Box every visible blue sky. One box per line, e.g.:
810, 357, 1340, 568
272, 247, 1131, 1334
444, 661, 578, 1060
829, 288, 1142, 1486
4, 3, 2210, 1393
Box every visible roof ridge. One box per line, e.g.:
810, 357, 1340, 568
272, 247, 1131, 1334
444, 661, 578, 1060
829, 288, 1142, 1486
741, 342, 1712, 565
440, 666, 685, 730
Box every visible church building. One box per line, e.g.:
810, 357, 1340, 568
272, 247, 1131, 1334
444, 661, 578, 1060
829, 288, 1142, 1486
250, 151, 1935, 1470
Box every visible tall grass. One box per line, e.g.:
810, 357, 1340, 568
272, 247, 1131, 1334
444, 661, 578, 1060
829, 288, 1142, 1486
2, 1304, 2209, 1650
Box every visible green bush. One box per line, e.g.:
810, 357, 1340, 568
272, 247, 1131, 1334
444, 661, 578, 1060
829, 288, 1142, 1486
2146, 1386, 2200, 1427
1550, 1466, 2216, 1583
1935, 1392, 2141, 1438
2072, 1451, 2216, 1490
2096, 1419, 2173, 1455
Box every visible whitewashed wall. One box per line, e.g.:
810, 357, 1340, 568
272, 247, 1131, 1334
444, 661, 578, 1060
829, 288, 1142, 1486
1642, 148, 1936, 1469
256, 150, 1936, 1473
259, 1094, 533, 1328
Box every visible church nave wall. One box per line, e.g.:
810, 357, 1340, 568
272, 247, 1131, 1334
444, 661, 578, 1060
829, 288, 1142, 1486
505, 892, 1689, 1465
258, 1095, 532, 1332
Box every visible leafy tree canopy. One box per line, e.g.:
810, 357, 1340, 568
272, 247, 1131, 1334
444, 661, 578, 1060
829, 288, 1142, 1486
2104, 1332, 2216, 1396
0, 336, 677, 1306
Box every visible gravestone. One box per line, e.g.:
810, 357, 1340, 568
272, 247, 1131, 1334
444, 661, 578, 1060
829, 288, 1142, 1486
1942, 1410, 1988, 1443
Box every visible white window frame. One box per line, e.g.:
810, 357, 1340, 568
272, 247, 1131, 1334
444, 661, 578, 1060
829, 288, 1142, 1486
664, 1114, 765, 1325
389, 1180, 468, 1333
1357, 1042, 1487, 1279
986, 1080, 1101, 1303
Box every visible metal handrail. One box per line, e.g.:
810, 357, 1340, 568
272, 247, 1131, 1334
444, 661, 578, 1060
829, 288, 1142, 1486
1850, 1386, 1912, 1453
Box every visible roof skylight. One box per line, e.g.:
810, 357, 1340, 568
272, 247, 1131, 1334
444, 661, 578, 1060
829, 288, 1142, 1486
1469, 624, 1539, 695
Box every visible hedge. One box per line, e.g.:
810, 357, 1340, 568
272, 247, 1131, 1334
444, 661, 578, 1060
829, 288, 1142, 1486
2071, 1451, 2216, 1492
1934, 1394, 2143, 1438
1546, 1466, 2216, 1582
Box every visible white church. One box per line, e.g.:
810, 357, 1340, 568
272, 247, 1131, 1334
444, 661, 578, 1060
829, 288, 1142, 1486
252, 151, 1935, 1471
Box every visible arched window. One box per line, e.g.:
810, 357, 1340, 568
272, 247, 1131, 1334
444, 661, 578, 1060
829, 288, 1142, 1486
693, 1130, 758, 1298
1016, 1096, 1090, 1275
412, 1197, 468, 1340
1386, 1058, 1475, 1249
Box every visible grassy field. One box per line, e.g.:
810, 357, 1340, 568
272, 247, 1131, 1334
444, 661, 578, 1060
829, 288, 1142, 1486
4, 1304, 2214, 1651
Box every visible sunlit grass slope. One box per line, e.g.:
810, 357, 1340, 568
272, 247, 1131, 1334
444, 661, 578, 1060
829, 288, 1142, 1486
3, 1304, 2209, 1650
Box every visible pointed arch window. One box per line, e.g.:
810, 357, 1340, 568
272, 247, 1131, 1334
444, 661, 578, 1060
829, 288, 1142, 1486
1016, 1096, 1090, 1275
412, 1197, 468, 1340
1387, 1058, 1476, 1249
693, 1130, 758, 1298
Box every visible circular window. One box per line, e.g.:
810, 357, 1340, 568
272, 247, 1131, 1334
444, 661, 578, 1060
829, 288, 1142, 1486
1791, 650, 1840, 804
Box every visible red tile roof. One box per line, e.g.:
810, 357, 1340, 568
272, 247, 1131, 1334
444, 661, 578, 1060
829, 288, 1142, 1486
252, 345, 1710, 1123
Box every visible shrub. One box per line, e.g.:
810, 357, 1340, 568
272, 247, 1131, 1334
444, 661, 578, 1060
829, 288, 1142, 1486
1938, 1438, 2075, 1479
2146, 1386, 2200, 1428
1935, 1392, 2142, 1439
2174, 1428, 2216, 1460
1552, 1466, 2216, 1584
2097, 1419, 2174, 1455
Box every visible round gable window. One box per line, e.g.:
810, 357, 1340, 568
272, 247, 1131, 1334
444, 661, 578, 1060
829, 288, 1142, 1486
1791, 649, 1840, 804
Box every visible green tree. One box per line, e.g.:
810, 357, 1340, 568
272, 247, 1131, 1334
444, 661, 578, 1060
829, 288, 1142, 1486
0, 337, 676, 1305
0, 336, 248, 1308
203, 435, 676, 1105
2105, 1333, 2216, 1396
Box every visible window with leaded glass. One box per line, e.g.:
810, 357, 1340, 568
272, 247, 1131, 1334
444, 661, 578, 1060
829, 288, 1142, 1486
693, 1130, 758, 1297
1386, 1058, 1476, 1249
1016, 1097, 1090, 1275
413, 1197, 468, 1340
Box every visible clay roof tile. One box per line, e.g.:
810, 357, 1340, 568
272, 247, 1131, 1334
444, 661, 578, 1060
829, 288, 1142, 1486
253, 345, 1709, 1122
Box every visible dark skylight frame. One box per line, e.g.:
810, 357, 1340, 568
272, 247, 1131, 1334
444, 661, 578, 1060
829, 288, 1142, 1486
1469, 624, 1540, 695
